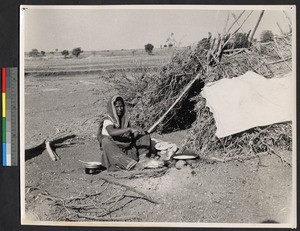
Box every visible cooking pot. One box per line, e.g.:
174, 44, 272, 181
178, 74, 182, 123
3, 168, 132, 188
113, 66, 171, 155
79, 160, 103, 175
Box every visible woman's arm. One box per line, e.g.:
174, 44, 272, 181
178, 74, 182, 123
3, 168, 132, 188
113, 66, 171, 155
106, 125, 136, 137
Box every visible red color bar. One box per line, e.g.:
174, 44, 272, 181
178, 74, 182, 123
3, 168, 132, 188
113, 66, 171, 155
2, 67, 6, 93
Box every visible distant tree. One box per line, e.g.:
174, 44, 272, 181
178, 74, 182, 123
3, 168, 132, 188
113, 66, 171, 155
260, 30, 274, 42
72, 47, 83, 57
91, 51, 97, 56
144, 43, 154, 54
55, 49, 58, 52
132, 50, 136, 56
50, 51, 55, 55
41, 51, 46, 56
61, 50, 69, 59
29, 49, 39, 57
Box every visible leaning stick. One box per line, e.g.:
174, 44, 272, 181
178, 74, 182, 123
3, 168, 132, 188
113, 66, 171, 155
225, 10, 245, 34
147, 73, 202, 134
276, 22, 284, 34
222, 11, 254, 50
231, 13, 244, 32
222, 11, 230, 35
283, 10, 292, 29
46, 141, 60, 161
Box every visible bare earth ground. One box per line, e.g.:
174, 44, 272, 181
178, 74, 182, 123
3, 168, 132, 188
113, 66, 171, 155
24, 73, 293, 225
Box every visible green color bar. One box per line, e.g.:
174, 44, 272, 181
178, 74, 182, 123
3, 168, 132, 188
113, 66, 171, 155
10, 68, 18, 166
2, 117, 6, 142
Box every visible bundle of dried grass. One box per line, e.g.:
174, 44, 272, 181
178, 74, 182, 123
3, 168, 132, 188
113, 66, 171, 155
120, 32, 292, 160
182, 95, 292, 158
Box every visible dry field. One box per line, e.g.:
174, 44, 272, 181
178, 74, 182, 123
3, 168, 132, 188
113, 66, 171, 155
25, 48, 176, 74
24, 49, 293, 225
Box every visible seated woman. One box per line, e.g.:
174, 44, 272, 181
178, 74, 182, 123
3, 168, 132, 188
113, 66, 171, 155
97, 95, 161, 171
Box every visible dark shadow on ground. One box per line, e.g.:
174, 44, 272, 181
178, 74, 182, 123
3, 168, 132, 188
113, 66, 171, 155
25, 135, 76, 161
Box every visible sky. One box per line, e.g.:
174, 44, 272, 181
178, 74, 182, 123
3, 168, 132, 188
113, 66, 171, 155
21, 5, 295, 52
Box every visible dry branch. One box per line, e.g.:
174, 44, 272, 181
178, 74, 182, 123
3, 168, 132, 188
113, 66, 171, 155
73, 213, 138, 221
205, 152, 269, 163
267, 57, 292, 65
107, 167, 168, 179
46, 141, 60, 161
36, 177, 158, 222
98, 176, 159, 204
250, 10, 265, 43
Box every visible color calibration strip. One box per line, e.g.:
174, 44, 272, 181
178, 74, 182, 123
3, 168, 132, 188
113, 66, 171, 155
2, 68, 6, 165
1, 67, 18, 166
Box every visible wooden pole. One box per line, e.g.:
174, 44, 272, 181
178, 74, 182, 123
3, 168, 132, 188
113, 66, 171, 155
276, 22, 284, 34
283, 10, 292, 26
226, 10, 245, 34
250, 10, 265, 43
222, 11, 253, 50
283, 11, 292, 33
231, 13, 244, 32
147, 73, 202, 133
223, 11, 230, 35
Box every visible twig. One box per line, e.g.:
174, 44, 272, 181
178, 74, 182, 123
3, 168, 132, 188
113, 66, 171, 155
98, 176, 159, 204
108, 167, 168, 179
273, 38, 292, 70
108, 190, 126, 211
267, 57, 292, 65
223, 48, 247, 53
205, 152, 269, 163
73, 213, 138, 221
267, 145, 291, 167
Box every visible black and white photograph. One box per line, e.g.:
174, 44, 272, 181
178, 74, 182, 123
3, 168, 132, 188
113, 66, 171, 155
20, 5, 296, 227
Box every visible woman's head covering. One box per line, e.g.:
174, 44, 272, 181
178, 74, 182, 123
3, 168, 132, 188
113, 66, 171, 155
106, 95, 130, 129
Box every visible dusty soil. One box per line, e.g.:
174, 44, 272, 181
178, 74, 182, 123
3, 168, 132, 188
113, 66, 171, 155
24, 73, 294, 225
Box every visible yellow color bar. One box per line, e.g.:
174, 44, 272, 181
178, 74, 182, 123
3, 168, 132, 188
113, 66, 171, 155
2, 92, 6, 117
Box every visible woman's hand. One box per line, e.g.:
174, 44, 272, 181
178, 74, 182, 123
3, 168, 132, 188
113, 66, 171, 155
130, 127, 145, 135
